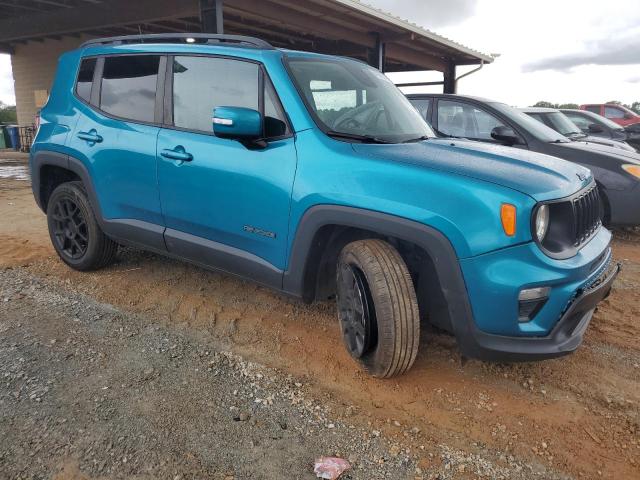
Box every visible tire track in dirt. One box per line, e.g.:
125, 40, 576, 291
1, 175, 639, 479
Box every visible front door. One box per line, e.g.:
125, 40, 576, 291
157, 55, 297, 284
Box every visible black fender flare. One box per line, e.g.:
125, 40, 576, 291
282, 205, 476, 341
31, 150, 104, 220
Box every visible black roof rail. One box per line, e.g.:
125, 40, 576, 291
81, 33, 274, 50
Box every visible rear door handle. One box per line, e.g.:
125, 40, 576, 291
77, 129, 103, 144
160, 147, 193, 162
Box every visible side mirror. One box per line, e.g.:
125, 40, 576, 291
588, 123, 604, 134
491, 126, 521, 146
212, 106, 264, 146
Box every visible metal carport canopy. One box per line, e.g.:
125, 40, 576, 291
0, 0, 492, 86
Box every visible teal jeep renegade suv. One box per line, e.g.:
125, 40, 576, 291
30, 34, 619, 377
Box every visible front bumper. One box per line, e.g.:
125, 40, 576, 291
454, 227, 618, 361
457, 260, 620, 361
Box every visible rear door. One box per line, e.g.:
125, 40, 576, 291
156, 55, 297, 282
68, 54, 165, 249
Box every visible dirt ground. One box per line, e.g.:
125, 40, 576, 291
0, 152, 638, 479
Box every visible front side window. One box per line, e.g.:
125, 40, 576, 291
437, 100, 505, 141
76, 58, 96, 103
563, 112, 591, 131
605, 106, 625, 119
172, 56, 288, 137
286, 57, 434, 143
100, 55, 160, 123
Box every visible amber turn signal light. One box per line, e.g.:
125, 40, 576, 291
500, 203, 516, 236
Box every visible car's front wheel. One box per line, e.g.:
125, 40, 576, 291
46, 181, 117, 271
336, 239, 420, 378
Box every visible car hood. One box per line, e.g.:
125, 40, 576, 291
555, 140, 640, 163
578, 135, 636, 152
352, 138, 591, 201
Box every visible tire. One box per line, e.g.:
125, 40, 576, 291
46, 181, 117, 271
336, 239, 420, 378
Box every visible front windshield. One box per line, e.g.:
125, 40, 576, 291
545, 112, 584, 136
286, 57, 435, 143
492, 103, 568, 143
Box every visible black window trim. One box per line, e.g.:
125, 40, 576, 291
74, 52, 293, 141
72, 56, 99, 107
162, 53, 293, 141
76, 52, 165, 128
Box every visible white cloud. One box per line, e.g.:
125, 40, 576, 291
377, 0, 640, 106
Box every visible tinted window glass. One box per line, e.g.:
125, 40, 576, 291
437, 100, 505, 140
605, 106, 625, 119
410, 99, 432, 123
76, 58, 96, 103
173, 56, 259, 133
100, 55, 159, 123
563, 112, 591, 130
585, 105, 600, 114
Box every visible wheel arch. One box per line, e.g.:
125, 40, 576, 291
31, 150, 103, 221
282, 205, 475, 334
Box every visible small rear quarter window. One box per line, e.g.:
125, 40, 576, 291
76, 58, 96, 103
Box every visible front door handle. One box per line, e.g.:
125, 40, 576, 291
160, 146, 193, 162
77, 129, 103, 144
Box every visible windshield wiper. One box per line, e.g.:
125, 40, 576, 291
401, 135, 431, 143
325, 130, 392, 144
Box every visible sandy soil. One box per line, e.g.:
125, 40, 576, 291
0, 156, 638, 479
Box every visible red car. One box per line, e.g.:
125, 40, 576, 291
581, 103, 640, 127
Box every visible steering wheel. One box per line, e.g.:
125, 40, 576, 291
332, 101, 385, 132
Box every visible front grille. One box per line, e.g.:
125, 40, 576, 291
572, 184, 601, 246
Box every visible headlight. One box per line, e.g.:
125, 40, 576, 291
622, 164, 640, 179
534, 204, 549, 241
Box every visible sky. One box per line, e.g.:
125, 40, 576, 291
1, 0, 639, 107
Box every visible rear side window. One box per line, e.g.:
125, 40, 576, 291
585, 105, 600, 114
172, 56, 289, 137
100, 55, 160, 123
76, 58, 96, 103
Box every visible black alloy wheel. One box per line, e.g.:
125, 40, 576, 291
337, 262, 377, 358
50, 196, 89, 260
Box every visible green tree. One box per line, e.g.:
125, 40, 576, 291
0, 101, 17, 124
532, 101, 556, 108
557, 103, 579, 109
631, 102, 640, 114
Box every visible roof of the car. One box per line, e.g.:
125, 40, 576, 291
405, 93, 497, 104
519, 107, 559, 113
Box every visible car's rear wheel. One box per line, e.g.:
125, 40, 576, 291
47, 181, 117, 271
336, 239, 420, 378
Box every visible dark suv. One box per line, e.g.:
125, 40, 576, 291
30, 35, 618, 377
408, 94, 640, 226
